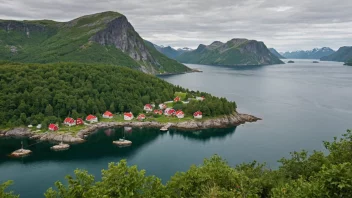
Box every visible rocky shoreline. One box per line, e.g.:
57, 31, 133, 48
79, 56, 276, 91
0, 113, 261, 144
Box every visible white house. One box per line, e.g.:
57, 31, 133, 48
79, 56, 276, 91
176, 110, 185, 118
193, 111, 203, 119
124, 112, 134, 121
144, 104, 153, 112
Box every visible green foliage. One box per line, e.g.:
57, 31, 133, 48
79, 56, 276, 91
0, 181, 19, 198
4, 129, 352, 197
0, 62, 235, 127
44, 160, 165, 198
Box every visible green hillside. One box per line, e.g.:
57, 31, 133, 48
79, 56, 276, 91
0, 62, 235, 128
0, 11, 190, 74
176, 39, 284, 66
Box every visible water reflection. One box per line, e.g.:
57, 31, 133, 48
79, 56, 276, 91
0, 127, 236, 165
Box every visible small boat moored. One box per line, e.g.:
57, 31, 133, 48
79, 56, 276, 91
113, 138, 132, 147
10, 149, 32, 157
51, 142, 70, 151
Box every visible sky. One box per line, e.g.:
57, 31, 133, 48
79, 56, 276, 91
1, 0, 351, 52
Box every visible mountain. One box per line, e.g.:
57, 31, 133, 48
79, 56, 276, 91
269, 48, 286, 59
153, 44, 184, 59
281, 47, 335, 59
175, 39, 284, 66
320, 46, 352, 62
153, 44, 193, 59
0, 11, 191, 74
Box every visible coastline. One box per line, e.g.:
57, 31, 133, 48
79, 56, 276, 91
0, 113, 261, 144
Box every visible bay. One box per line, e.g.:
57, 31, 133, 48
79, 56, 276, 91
0, 59, 351, 197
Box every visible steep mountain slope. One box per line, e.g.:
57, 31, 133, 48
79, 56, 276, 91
175, 39, 284, 66
0, 11, 190, 74
282, 47, 335, 59
269, 48, 286, 59
320, 46, 352, 62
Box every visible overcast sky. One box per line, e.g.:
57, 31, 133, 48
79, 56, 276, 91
1, 0, 351, 52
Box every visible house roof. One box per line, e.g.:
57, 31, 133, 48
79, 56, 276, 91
86, 114, 97, 120
103, 111, 113, 116
124, 112, 133, 117
144, 104, 152, 109
138, 114, 146, 119
64, 117, 75, 123
176, 110, 184, 115
49, 123, 58, 129
194, 111, 202, 116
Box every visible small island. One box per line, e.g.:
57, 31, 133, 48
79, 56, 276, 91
287, 60, 295, 63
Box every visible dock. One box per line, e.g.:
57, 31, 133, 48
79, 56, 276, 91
160, 123, 172, 132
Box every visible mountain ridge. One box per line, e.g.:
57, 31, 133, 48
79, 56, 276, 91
281, 47, 335, 59
0, 11, 191, 74
175, 38, 284, 66
320, 46, 352, 63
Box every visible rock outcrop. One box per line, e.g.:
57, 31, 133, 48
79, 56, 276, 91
0, 113, 261, 144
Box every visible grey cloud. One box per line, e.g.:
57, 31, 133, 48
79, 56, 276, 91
0, 0, 351, 51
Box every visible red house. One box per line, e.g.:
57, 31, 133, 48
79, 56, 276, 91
137, 114, 146, 120
174, 96, 181, 102
48, 124, 59, 131
64, 117, 75, 126
86, 114, 98, 123
154, 109, 163, 115
164, 108, 176, 116
103, 111, 113, 119
193, 111, 203, 119
76, 118, 84, 125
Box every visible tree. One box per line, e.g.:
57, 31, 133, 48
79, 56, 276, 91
0, 181, 19, 198
45, 104, 54, 116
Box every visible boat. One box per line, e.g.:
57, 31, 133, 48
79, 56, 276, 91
113, 138, 132, 147
51, 142, 70, 151
160, 127, 168, 132
10, 149, 32, 157
312, 61, 319, 63
113, 128, 132, 147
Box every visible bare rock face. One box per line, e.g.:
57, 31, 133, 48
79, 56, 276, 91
90, 16, 157, 73
4, 128, 33, 137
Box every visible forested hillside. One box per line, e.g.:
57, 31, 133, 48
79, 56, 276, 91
0, 11, 190, 74
0, 62, 236, 128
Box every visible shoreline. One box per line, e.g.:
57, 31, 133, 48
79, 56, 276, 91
0, 113, 261, 144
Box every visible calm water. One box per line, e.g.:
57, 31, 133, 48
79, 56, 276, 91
1, 59, 352, 197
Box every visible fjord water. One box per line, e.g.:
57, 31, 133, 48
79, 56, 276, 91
1, 59, 352, 197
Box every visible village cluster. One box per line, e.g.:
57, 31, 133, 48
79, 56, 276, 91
44, 96, 205, 132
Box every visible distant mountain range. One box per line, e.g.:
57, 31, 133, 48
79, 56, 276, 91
153, 45, 193, 59
320, 46, 352, 63
269, 48, 286, 59
281, 47, 335, 59
0, 11, 191, 74
174, 39, 284, 66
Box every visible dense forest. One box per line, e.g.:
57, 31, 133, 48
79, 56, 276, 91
2, 129, 351, 197
0, 62, 236, 128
